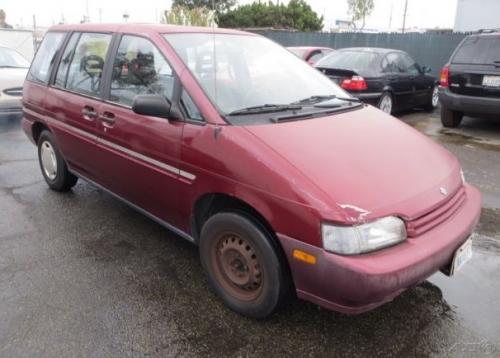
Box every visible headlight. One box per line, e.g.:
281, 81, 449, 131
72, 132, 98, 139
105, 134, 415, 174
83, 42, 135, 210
322, 216, 407, 255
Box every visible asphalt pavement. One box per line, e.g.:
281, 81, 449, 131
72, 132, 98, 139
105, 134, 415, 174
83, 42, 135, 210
0, 110, 499, 358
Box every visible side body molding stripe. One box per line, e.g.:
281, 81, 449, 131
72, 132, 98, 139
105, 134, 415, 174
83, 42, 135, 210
24, 108, 196, 181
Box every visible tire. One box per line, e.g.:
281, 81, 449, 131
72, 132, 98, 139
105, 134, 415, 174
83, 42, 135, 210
424, 86, 439, 112
37, 130, 78, 191
199, 212, 290, 319
377, 92, 393, 114
441, 106, 463, 128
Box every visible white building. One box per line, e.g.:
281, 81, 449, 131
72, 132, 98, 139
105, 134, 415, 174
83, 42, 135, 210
454, 0, 500, 32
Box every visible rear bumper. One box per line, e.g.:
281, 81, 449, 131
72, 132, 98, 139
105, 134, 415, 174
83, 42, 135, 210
439, 87, 500, 115
351, 92, 382, 106
277, 184, 481, 314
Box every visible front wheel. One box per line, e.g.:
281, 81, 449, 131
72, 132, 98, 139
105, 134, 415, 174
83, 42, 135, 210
38, 130, 78, 191
199, 212, 290, 319
377, 92, 393, 114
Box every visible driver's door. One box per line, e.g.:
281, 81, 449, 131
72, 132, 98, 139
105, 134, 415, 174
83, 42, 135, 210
91, 34, 186, 228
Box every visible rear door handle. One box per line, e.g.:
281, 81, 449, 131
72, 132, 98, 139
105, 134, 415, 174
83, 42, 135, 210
99, 111, 116, 126
81, 106, 97, 120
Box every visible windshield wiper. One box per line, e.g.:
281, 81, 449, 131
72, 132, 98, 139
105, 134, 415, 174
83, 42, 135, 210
227, 104, 302, 116
291, 95, 337, 105
291, 95, 361, 106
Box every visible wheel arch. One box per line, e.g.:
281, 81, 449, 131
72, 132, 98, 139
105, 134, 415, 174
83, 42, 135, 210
191, 191, 295, 294
191, 192, 276, 244
32, 121, 50, 144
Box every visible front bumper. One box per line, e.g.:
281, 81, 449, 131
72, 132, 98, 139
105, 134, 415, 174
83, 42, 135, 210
439, 87, 500, 116
277, 184, 481, 314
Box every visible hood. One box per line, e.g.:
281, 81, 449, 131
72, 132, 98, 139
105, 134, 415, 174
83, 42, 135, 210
244, 105, 462, 223
0, 67, 28, 90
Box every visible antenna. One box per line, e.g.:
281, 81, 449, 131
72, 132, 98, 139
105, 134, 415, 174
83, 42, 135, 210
212, 0, 217, 109
402, 0, 408, 33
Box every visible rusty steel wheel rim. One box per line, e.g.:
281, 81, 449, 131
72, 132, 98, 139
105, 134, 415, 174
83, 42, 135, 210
212, 233, 263, 301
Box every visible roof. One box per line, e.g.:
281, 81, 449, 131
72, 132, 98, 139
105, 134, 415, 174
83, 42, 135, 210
336, 47, 405, 54
48, 23, 254, 36
286, 46, 333, 51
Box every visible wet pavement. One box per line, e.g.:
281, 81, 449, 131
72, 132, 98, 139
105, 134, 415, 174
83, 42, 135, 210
0, 110, 499, 357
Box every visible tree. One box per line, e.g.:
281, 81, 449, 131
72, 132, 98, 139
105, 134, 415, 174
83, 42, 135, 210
217, 0, 323, 32
347, 0, 374, 30
162, 5, 215, 27
0, 9, 13, 29
172, 0, 235, 19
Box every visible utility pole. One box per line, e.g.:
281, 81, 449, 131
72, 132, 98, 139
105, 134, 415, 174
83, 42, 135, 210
402, 0, 408, 33
86, 0, 90, 22
388, 1, 393, 30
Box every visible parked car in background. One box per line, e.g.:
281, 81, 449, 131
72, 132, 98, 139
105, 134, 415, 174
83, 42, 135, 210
315, 48, 439, 114
22, 24, 480, 319
439, 29, 500, 127
0, 46, 29, 118
287, 46, 334, 65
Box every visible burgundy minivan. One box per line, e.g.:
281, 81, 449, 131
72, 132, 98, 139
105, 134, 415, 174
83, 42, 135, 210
22, 24, 481, 318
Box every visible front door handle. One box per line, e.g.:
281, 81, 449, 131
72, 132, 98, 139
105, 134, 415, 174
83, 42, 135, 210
99, 111, 116, 126
82, 106, 97, 120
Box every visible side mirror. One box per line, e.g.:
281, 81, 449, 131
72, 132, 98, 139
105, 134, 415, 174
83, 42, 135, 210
132, 94, 174, 119
422, 66, 432, 74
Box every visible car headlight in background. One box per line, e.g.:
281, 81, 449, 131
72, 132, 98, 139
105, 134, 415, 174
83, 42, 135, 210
322, 216, 407, 255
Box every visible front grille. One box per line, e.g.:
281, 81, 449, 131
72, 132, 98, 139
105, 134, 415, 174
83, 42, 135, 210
406, 186, 466, 237
3, 87, 23, 97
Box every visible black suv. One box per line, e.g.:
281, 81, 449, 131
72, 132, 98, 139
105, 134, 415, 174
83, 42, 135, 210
439, 30, 500, 127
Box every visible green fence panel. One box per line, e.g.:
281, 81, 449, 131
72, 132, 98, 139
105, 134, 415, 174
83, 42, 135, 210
256, 31, 468, 77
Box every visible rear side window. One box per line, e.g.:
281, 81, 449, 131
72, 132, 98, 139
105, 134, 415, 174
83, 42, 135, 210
453, 37, 500, 65
109, 35, 175, 107
27, 32, 65, 84
399, 53, 420, 75
54, 33, 80, 88
382, 53, 401, 73
65, 33, 112, 97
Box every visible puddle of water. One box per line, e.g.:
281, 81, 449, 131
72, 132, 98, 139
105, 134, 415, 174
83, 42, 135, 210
438, 130, 500, 152
430, 235, 500, 342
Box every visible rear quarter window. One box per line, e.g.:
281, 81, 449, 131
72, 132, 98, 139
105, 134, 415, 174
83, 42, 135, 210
452, 36, 500, 65
27, 32, 66, 84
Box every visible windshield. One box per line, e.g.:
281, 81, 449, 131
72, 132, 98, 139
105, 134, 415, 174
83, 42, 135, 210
163, 33, 347, 115
0, 47, 30, 68
316, 51, 378, 70
453, 37, 500, 65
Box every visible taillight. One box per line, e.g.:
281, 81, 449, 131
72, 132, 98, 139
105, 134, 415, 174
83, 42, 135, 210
440, 66, 449, 87
341, 76, 368, 91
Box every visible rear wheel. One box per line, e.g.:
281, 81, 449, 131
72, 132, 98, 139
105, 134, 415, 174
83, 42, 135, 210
37, 130, 78, 191
441, 106, 463, 128
199, 212, 290, 319
424, 86, 439, 111
377, 92, 393, 114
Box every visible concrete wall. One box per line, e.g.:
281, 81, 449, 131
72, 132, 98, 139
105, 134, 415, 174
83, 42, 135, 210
454, 0, 500, 32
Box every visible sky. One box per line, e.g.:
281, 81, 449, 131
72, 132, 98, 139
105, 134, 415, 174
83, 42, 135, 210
0, 0, 458, 30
